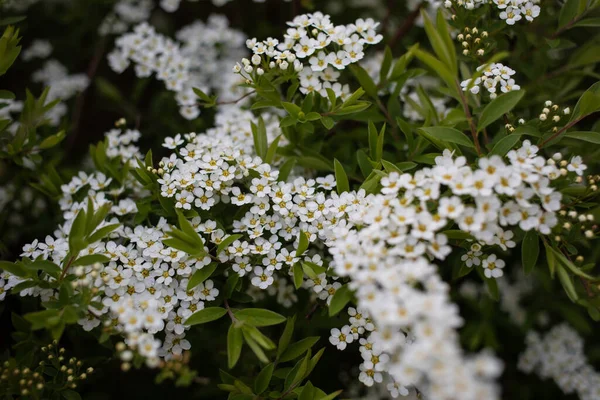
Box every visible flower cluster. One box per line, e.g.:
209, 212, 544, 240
235, 12, 382, 99
109, 17, 247, 119
444, 0, 541, 24
324, 141, 581, 399
99, 0, 153, 36
461, 62, 520, 99
22, 39, 53, 61
519, 324, 600, 400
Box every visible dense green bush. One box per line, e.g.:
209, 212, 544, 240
1, 0, 600, 399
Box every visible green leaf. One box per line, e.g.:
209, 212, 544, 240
227, 325, 243, 369
25, 259, 61, 277
0, 261, 27, 277
68, 209, 87, 253
265, 135, 281, 164
282, 102, 302, 118
522, 230, 540, 275
187, 263, 218, 290
185, 307, 227, 325
242, 331, 269, 363
252, 117, 268, 159
39, 130, 66, 149
477, 90, 525, 132
333, 159, 349, 194
321, 116, 335, 130
319, 390, 343, 400
328, 285, 352, 316
557, 265, 579, 302
297, 230, 309, 256
544, 241, 556, 278
421, 10, 456, 74
254, 363, 275, 394
299, 381, 314, 400
570, 81, 600, 123
485, 277, 499, 301
417, 127, 474, 149
379, 46, 393, 83
87, 223, 120, 244
490, 134, 522, 156
235, 309, 286, 327
293, 262, 304, 289
278, 158, 297, 182
0, 89, 15, 99
563, 131, 600, 144
217, 234, 243, 256
413, 49, 457, 94
349, 64, 378, 99
72, 254, 111, 267
277, 316, 296, 358
279, 337, 320, 362
242, 325, 276, 350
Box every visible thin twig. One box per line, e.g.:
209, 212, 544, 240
539, 115, 590, 148
456, 81, 482, 155
214, 90, 256, 106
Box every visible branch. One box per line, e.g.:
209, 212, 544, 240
539, 114, 593, 148
214, 90, 256, 106
456, 81, 482, 155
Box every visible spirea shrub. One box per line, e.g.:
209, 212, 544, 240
1, 0, 600, 399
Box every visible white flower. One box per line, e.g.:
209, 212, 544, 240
482, 254, 505, 279
329, 325, 354, 350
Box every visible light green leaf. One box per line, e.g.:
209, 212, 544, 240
328, 285, 352, 316
187, 263, 218, 290
185, 307, 227, 325
235, 309, 286, 327
296, 230, 309, 256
